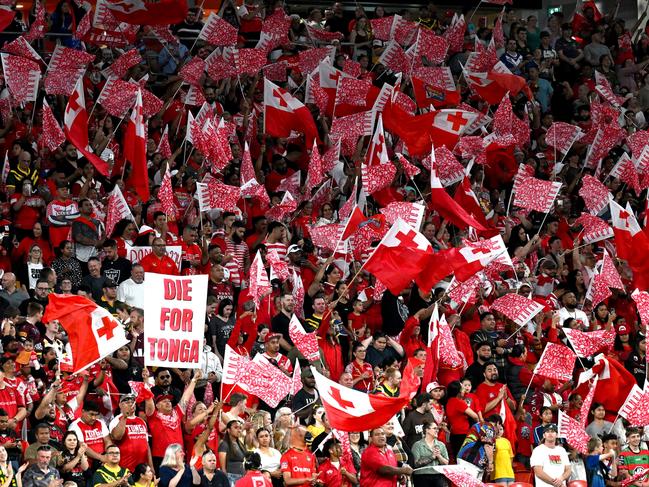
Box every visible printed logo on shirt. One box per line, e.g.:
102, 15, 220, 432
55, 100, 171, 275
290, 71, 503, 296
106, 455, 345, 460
549, 455, 563, 465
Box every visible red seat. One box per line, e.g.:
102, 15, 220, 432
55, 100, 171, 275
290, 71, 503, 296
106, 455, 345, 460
568, 482, 588, 487
509, 483, 534, 487
484, 484, 501, 487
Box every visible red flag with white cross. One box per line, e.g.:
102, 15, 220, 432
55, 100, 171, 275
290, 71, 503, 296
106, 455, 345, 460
43, 294, 129, 374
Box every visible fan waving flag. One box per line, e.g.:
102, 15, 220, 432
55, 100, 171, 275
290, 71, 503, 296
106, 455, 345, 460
288, 314, 319, 361
312, 367, 417, 432
619, 385, 649, 426
249, 251, 271, 309
124, 90, 148, 202
558, 410, 589, 454
564, 328, 615, 358
43, 294, 129, 374
534, 343, 576, 382
264, 78, 319, 147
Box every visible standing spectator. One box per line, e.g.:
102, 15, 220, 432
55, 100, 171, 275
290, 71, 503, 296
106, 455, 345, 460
140, 239, 179, 276
72, 199, 103, 265
101, 240, 132, 285
50, 241, 83, 288
117, 265, 145, 308
68, 402, 110, 467
57, 431, 89, 487
401, 393, 433, 449
360, 427, 413, 487
218, 421, 246, 484
109, 394, 152, 473
235, 452, 271, 487
411, 421, 449, 487
530, 424, 571, 487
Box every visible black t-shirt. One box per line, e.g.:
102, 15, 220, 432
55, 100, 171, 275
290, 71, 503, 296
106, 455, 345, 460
199, 470, 229, 487
101, 257, 132, 284
271, 312, 293, 346
324, 15, 348, 36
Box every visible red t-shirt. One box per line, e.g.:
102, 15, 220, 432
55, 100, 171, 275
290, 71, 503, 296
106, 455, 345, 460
10, 194, 44, 231
147, 405, 184, 457
140, 253, 179, 275
109, 415, 149, 472
359, 444, 398, 487
317, 458, 356, 487
181, 241, 202, 275
475, 382, 515, 418
234, 471, 272, 487
280, 448, 317, 487
0, 385, 24, 419
446, 397, 471, 435
68, 418, 108, 463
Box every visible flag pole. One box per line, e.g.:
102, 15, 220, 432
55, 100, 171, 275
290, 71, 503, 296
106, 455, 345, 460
468, 0, 483, 22
522, 371, 536, 399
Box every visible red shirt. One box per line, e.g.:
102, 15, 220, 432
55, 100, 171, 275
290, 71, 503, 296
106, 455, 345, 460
446, 397, 472, 435
280, 448, 317, 487
234, 472, 272, 487
317, 458, 356, 487
0, 385, 24, 419
140, 253, 179, 275
360, 444, 398, 487
475, 382, 515, 418
68, 418, 108, 463
180, 241, 202, 275
109, 415, 149, 472
10, 194, 44, 230
346, 360, 373, 392
147, 405, 184, 457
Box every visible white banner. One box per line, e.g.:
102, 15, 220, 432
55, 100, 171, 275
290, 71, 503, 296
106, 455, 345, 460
125, 244, 182, 271
143, 273, 208, 369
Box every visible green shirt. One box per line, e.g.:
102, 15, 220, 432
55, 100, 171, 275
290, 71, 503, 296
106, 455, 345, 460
92, 464, 130, 487
411, 439, 448, 475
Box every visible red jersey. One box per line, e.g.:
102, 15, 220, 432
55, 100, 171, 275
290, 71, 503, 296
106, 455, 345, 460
475, 382, 515, 417
280, 448, 316, 487
180, 241, 202, 275
108, 415, 149, 472
345, 360, 373, 392
10, 194, 44, 230
140, 253, 179, 275
0, 385, 24, 419
234, 471, 272, 487
147, 405, 184, 457
68, 418, 108, 462
360, 444, 398, 487
317, 458, 356, 487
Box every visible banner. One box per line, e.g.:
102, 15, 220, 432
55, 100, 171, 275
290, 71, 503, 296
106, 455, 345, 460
144, 273, 207, 368
125, 244, 182, 270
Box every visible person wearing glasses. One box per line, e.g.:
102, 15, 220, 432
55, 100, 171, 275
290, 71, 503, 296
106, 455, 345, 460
140, 238, 179, 275
92, 445, 130, 487
19, 279, 50, 315
411, 421, 449, 487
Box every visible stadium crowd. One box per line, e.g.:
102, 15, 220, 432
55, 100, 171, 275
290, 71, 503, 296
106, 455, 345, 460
0, 0, 648, 486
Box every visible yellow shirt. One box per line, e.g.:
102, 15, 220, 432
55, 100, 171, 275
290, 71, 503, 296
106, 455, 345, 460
493, 437, 515, 480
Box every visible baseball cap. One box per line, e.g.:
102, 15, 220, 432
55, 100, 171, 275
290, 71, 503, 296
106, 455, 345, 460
120, 393, 137, 403
103, 279, 117, 288
154, 394, 174, 403
617, 324, 630, 336
425, 381, 446, 393
544, 423, 558, 433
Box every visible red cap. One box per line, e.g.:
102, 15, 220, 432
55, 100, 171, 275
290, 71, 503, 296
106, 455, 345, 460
155, 394, 174, 403
617, 324, 630, 336
264, 332, 282, 343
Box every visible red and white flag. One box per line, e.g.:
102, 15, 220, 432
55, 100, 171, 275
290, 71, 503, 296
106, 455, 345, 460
124, 90, 148, 201
249, 251, 271, 309
443, 14, 466, 53
564, 328, 615, 358
45, 45, 95, 96
380, 202, 425, 230
305, 142, 324, 193
464, 62, 531, 104
600, 251, 624, 290
105, 185, 135, 237
42, 99, 66, 152
158, 168, 178, 221
632, 289, 649, 330
425, 145, 464, 187
195, 181, 240, 212
609, 153, 641, 195
266, 191, 297, 222
438, 313, 463, 368
433, 465, 486, 487
575, 213, 613, 244
335, 77, 371, 108
128, 380, 153, 403
513, 175, 562, 213
157, 125, 172, 159
267, 249, 290, 281
490, 293, 544, 327
395, 153, 421, 179
585, 271, 612, 307
288, 314, 319, 361
430, 153, 489, 232
103, 49, 142, 80
42, 294, 129, 373
1, 53, 40, 105
103, 0, 188, 25
558, 410, 589, 454
0, 6, 15, 34
239, 354, 292, 408
546, 122, 583, 155
291, 270, 305, 318
264, 78, 318, 146
584, 124, 626, 169
411, 66, 459, 108
595, 71, 625, 107
534, 343, 576, 382
579, 175, 610, 215
364, 218, 434, 294
290, 359, 302, 396
4, 36, 43, 63
312, 367, 416, 432
199, 12, 238, 46
64, 78, 109, 176
619, 384, 649, 426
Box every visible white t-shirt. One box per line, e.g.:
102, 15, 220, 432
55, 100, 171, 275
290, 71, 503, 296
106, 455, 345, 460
530, 443, 570, 487
558, 307, 589, 330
